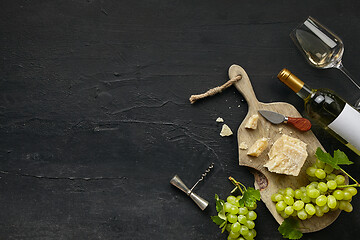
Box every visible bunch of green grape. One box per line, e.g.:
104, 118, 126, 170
271, 158, 357, 220
223, 195, 257, 240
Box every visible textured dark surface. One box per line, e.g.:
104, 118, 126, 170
1, 0, 360, 239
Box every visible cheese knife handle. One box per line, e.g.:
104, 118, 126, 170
286, 117, 312, 131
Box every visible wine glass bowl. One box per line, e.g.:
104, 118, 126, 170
290, 16, 360, 109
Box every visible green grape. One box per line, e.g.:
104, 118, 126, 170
324, 164, 334, 174
224, 202, 233, 212
343, 191, 352, 201
246, 211, 257, 221
278, 189, 285, 195
249, 229, 257, 238
306, 166, 317, 177
301, 193, 311, 203
276, 201, 287, 212
333, 190, 344, 200
315, 205, 324, 217
228, 230, 240, 239
327, 195, 337, 209
272, 193, 284, 202
294, 189, 302, 199
238, 206, 249, 215
305, 203, 316, 215
238, 215, 247, 224
284, 196, 294, 206
293, 200, 305, 211
244, 229, 255, 240
285, 187, 295, 197
271, 193, 277, 202
245, 220, 255, 230
235, 195, 241, 207
320, 204, 330, 213
326, 173, 336, 181
229, 205, 239, 214
340, 201, 353, 213
247, 202, 257, 211
315, 158, 325, 169
315, 169, 326, 179
284, 206, 294, 215
227, 196, 237, 205
280, 211, 290, 219
297, 209, 308, 220
345, 187, 358, 196
239, 225, 249, 236
332, 201, 340, 211
315, 195, 327, 207
327, 180, 337, 190
317, 182, 328, 193
300, 186, 306, 192
231, 222, 241, 232
238, 237, 245, 240
226, 223, 232, 232
307, 188, 320, 198
335, 175, 345, 185
227, 214, 238, 223
309, 181, 319, 188
306, 184, 315, 190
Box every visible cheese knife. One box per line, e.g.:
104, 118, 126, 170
258, 110, 312, 131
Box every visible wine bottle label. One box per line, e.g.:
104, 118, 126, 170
328, 103, 360, 150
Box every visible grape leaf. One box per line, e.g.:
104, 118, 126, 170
278, 218, 303, 239
315, 148, 353, 170
214, 194, 226, 221
238, 187, 260, 208
211, 216, 225, 226
215, 194, 224, 212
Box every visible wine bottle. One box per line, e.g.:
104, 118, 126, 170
277, 68, 360, 156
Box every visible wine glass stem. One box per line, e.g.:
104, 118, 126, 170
337, 63, 360, 90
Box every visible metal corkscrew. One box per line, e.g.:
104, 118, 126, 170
170, 163, 214, 210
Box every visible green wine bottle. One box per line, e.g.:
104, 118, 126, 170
277, 68, 360, 156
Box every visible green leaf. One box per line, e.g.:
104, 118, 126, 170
215, 194, 224, 212
278, 218, 303, 239
211, 216, 225, 226
214, 194, 226, 221
238, 187, 260, 208
315, 148, 353, 170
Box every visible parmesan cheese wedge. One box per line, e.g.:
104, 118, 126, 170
220, 124, 233, 137
264, 134, 307, 176
247, 137, 268, 157
245, 114, 259, 129
239, 142, 249, 150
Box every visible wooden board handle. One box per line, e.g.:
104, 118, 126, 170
287, 117, 312, 131
228, 64, 259, 110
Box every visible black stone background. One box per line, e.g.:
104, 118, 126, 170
1, 0, 360, 239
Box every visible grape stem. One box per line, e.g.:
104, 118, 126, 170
340, 167, 360, 187
229, 176, 246, 194
337, 184, 360, 188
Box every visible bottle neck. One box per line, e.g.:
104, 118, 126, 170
296, 83, 313, 100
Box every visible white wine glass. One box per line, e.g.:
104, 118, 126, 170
290, 16, 360, 109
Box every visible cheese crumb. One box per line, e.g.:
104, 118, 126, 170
245, 114, 259, 129
220, 124, 233, 137
264, 134, 308, 176
247, 138, 268, 157
216, 117, 224, 123
239, 142, 248, 150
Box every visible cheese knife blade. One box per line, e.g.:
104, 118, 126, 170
258, 110, 311, 131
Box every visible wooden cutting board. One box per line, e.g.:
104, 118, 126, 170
229, 64, 342, 233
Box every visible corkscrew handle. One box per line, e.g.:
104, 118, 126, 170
286, 117, 312, 131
